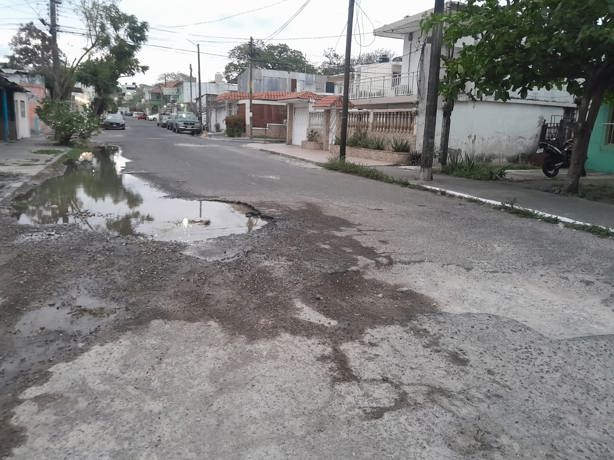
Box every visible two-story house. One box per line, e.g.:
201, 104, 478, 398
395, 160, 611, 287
364, 5, 577, 160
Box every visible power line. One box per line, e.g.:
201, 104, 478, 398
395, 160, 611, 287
158, 0, 294, 28
264, 0, 311, 41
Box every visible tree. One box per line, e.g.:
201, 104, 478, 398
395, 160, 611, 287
224, 40, 318, 83
7, 22, 67, 97
157, 72, 194, 83
432, 0, 613, 193
319, 48, 396, 75
74, 1, 149, 114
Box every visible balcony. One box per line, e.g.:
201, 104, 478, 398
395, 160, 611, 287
335, 73, 418, 101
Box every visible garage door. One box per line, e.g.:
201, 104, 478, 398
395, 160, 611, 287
292, 106, 309, 146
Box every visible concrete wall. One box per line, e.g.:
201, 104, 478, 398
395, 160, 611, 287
416, 100, 567, 160
587, 104, 614, 173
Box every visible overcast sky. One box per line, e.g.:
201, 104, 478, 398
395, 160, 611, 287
1, 0, 434, 85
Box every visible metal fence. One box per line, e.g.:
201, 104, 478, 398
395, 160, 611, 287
345, 72, 418, 100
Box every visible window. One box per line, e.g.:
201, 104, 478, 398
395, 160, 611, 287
606, 108, 614, 145
20, 100, 26, 118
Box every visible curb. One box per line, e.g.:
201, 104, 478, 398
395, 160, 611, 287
254, 147, 325, 166
0, 151, 67, 208
419, 184, 614, 234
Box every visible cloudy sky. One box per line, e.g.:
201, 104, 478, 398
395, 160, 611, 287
1, 0, 434, 84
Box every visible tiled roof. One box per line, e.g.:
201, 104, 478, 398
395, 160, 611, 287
313, 95, 353, 109
215, 91, 327, 103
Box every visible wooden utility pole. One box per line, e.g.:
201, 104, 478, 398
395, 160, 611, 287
197, 44, 203, 123
248, 36, 254, 138
49, 0, 60, 100
189, 64, 193, 112
420, 0, 445, 180
339, 0, 355, 162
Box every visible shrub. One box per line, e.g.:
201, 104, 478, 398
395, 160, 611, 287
214, 122, 221, 132
391, 138, 411, 152
224, 115, 245, 137
408, 153, 421, 166
442, 151, 506, 180
367, 136, 386, 150
347, 129, 370, 148
36, 99, 100, 145
307, 129, 320, 143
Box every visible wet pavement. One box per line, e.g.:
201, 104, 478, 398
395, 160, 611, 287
12, 148, 264, 242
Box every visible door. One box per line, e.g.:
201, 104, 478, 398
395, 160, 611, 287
292, 106, 309, 146
14, 93, 30, 139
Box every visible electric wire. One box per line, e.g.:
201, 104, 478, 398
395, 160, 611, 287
264, 0, 311, 41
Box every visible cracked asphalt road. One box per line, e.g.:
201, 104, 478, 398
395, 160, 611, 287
1, 119, 613, 459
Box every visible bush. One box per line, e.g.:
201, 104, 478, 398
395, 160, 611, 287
36, 99, 100, 145
347, 129, 370, 148
442, 151, 506, 180
307, 129, 320, 142
367, 136, 386, 150
391, 137, 411, 152
224, 115, 245, 137
214, 122, 221, 132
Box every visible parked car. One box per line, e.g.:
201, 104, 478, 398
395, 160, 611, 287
166, 114, 177, 130
102, 113, 125, 130
147, 113, 159, 121
172, 112, 203, 135
158, 113, 170, 127
133, 112, 146, 120
124, 111, 133, 117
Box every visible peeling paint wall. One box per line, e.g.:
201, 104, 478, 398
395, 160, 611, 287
416, 100, 568, 161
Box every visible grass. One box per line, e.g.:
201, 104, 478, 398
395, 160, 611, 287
323, 159, 398, 183
322, 158, 614, 239
32, 149, 64, 155
442, 152, 507, 181
577, 183, 614, 205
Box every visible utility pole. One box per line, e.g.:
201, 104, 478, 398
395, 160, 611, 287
339, 0, 355, 162
189, 64, 194, 113
49, 0, 60, 100
197, 44, 203, 125
420, 0, 445, 180
248, 36, 254, 139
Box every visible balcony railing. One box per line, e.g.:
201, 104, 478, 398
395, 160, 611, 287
336, 73, 418, 100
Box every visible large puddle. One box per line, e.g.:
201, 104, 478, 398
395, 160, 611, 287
13, 148, 265, 242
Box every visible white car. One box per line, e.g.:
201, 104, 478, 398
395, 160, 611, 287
147, 113, 159, 121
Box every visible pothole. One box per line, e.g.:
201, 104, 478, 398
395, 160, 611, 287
11, 147, 267, 242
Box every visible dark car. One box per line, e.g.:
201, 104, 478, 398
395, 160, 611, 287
158, 113, 170, 128
172, 112, 202, 135
166, 114, 177, 130
102, 113, 125, 130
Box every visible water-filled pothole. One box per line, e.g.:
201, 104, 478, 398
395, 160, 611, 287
12, 147, 266, 242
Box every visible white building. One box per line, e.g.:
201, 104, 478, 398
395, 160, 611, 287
368, 5, 576, 159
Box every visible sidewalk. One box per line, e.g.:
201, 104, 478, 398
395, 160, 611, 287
247, 143, 614, 230
0, 136, 67, 204
245, 143, 395, 167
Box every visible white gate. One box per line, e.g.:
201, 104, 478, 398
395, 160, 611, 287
14, 93, 30, 139
292, 106, 309, 146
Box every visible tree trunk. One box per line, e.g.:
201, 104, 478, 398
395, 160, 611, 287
567, 90, 604, 194
439, 98, 455, 166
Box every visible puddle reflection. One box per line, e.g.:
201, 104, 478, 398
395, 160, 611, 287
14, 151, 265, 242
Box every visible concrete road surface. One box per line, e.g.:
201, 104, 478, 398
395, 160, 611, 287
1, 118, 613, 459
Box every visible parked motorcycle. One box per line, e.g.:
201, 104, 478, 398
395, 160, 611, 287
538, 139, 580, 178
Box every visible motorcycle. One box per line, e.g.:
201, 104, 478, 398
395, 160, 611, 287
538, 139, 582, 178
